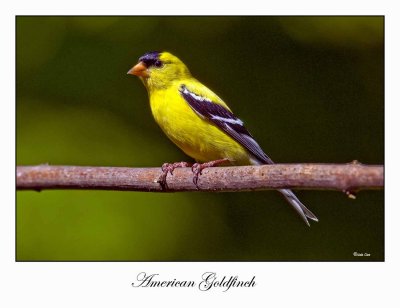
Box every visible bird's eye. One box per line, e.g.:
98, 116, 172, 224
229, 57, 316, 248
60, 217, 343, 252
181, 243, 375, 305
154, 60, 163, 67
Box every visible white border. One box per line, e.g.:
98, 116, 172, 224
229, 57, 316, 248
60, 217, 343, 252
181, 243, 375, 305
2, 1, 398, 307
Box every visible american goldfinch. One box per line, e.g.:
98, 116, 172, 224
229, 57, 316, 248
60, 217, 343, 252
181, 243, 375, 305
128, 51, 318, 226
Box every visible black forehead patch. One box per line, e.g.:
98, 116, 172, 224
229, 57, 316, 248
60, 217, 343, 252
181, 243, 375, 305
139, 51, 161, 67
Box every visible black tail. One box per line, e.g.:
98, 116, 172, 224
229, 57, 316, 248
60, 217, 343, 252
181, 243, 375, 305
278, 189, 318, 226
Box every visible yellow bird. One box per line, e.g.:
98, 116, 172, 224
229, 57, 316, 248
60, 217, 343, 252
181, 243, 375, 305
128, 51, 318, 226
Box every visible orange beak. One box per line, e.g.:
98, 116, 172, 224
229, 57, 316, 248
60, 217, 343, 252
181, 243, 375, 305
127, 61, 149, 77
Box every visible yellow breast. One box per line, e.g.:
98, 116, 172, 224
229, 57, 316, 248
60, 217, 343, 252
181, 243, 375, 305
148, 86, 250, 164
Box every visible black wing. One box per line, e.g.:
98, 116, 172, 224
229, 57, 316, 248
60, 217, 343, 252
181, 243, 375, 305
179, 84, 274, 165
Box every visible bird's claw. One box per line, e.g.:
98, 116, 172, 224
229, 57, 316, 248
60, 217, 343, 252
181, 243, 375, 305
157, 159, 229, 190
157, 162, 192, 190
161, 163, 176, 176
191, 163, 202, 188
190, 159, 230, 189
157, 170, 169, 190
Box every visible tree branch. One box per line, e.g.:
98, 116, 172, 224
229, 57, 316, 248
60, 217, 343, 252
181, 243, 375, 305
16, 163, 383, 194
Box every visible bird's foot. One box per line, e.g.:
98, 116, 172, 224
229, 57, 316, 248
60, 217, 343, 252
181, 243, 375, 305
191, 158, 230, 188
157, 162, 192, 190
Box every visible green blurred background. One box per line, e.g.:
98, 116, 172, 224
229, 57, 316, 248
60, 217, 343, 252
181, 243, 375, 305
16, 16, 384, 261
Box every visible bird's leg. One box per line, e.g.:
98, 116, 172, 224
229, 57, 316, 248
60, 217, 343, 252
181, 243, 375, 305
191, 158, 230, 188
157, 162, 193, 190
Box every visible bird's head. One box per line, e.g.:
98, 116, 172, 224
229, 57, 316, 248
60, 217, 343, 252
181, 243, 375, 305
127, 51, 192, 90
